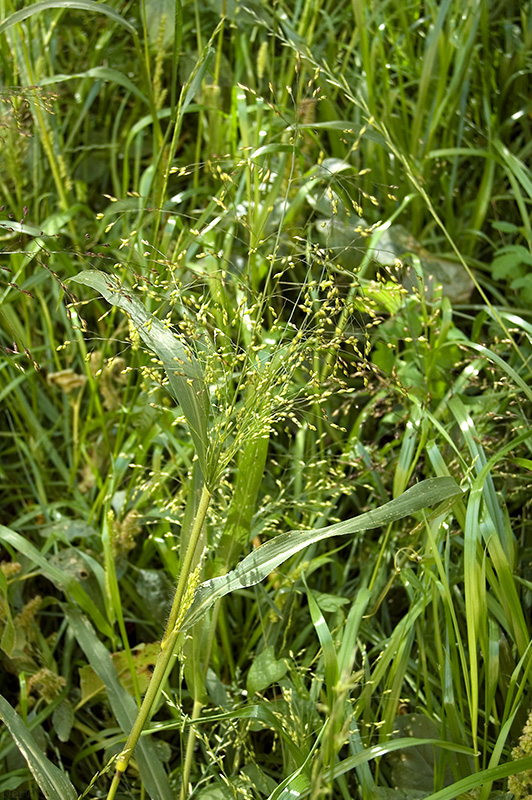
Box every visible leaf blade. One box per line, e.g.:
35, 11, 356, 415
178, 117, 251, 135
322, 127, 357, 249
182, 477, 462, 629
0, 695, 77, 800
71, 270, 210, 479
0, 0, 138, 37
64, 606, 173, 800
0, 526, 114, 639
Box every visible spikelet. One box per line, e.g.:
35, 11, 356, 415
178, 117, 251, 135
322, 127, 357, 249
110, 509, 142, 557
509, 707, 532, 798
27, 667, 66, 703
15, 595, 42, 635
1, 561, 21, 579
257, 41, 268, 81
175, 561, 203, 633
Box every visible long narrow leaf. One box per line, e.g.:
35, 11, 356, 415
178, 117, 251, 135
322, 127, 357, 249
321, 736, 482, 785
0, 695, 77, 800
267, 723, 326, 800
415, 756, 532, 800
0, 0, 138, 37
64, 606, 173, 800
39, 67, 149, 104
460, 340, 532, 404
71, 270, 210, 479
181, 477, 462, 630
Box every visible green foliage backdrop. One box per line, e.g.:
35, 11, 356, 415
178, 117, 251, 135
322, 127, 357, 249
1, 1, 532, 798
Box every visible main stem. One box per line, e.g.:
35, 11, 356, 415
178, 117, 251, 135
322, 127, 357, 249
106, 483, 212, 800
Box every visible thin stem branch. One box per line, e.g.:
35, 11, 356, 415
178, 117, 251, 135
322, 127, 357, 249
180, 699, 203, 800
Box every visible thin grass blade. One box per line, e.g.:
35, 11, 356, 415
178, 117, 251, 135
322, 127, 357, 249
0, 526, 113, 638
419, 756, 532, 800
39, 67, 149, 104
304, 580, 338, 708
322, 736, 483, 786
267, 723, 326, 800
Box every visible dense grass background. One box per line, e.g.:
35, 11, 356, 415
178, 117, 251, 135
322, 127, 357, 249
1, 0, 532, 798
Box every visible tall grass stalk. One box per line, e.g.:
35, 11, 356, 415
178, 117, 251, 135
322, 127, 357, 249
107, 485, 211, 799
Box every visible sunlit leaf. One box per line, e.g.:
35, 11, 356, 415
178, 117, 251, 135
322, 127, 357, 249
182, 477, 462, 630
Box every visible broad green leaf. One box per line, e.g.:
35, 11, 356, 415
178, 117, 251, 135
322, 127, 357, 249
0, 694, 77, 800
71, 270, 210, 479
246, 646, 288, 696
0, 0, 137, 37
181, 477, 462, 630
64, 606, 173, 800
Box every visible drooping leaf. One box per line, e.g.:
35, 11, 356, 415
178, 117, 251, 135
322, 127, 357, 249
39, 67, 149, 104
0, 694, 77, 800
323, 736, 476, 784
71, 270, 210, 479
0, 0, 138, 37
181, 477, 462, 630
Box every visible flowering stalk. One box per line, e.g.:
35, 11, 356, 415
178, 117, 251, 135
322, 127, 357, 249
106, 484, 212, 800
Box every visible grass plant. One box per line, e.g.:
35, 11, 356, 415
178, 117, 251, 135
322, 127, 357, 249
1, 1, 532, 799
